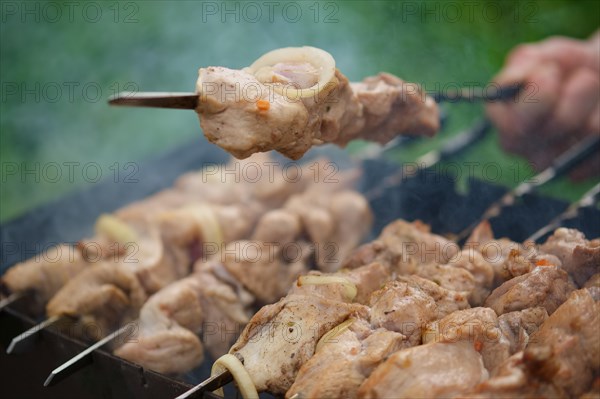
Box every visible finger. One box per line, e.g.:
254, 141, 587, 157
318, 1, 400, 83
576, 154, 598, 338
537, 36, 598, 72
542, 68, 600, 139
488, 63, 562, 160
493, 44, 542, 86
511, 62, 562, 135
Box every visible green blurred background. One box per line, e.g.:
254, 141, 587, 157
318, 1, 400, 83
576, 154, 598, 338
1, 0, 599, 222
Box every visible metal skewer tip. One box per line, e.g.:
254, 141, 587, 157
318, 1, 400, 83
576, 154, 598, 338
174, 370, 233, 399
527, 182, 600, 242
175, 353, 245, 399
108, 92, 198, 110
7, 315, 62, 354
455, 134, 600, 243
0, 292, 24, 311
44, 322, 133, 387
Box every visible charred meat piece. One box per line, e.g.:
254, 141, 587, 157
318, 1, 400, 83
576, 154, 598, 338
196, 47, 439, 160
343, 219, 459, 273
369, 276, 469, 346
484, 266, 576, 316
358, 341, 488, 399
229, 294, 369, 394
423, 307, 511, 374
465, 288, 599, 398
497, 307, 549, 354
525, 288, 600, 397
114, 263, 253, 374
46, 262, 147, 336
286, 319, 405, 399
1, 244, 88, 315
540, 227, 600, 287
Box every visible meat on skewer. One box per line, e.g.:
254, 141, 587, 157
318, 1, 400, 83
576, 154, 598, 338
202, 219, 598, 399
196, 46, 439, 160
114, 186, 372, 374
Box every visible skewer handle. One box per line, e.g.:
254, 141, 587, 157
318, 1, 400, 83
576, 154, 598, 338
108, 92, 199, 109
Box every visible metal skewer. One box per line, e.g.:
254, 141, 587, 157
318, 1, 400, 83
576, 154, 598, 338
455, 134, 600, 243
44, 322, 135, 387
431, 83, 522, 102
174, 370, 233, 399
108, 84, 521, 110
0, 292, 24, 311
6, 315, 62, 354
527, 182, 600, 242
364, 117, 492, 200
108, 92, 198, 109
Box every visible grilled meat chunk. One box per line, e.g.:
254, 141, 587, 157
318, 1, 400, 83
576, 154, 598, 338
343, 219, 459, 273
1, 244, 88, 314
286, 319, 405, 399
369, 276, 469, 346
423, 307, 511, 374
540, 227, 600, 286
229, 294, 369, 394
46, 262, 147, 336
465, 288, 599, 398
497, 307, 549, 354
358, 341, 488, 399
196, 47, 439, 160
525, 288, 600, 397
484, 266, 576, 315
115, 263, 253, 373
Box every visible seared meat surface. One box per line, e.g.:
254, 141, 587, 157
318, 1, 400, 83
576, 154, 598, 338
540, 227, 600, 286
358, 341, 489, 399
114, 262, 253, 373
484, 266, 576, 315
218, 221, 598, 399
1, 244, 88, 314
230, 294, 368, 394
286, 319, 405, 399
196, 47, 439, 160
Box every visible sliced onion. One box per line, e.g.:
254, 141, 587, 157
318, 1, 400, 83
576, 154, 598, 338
246, 46, 337, 100
186, 205, 224, 246
211, 354, 258, 399
95, 214, 137, 244
316, 318, 355, 352
297, 275, 357, 301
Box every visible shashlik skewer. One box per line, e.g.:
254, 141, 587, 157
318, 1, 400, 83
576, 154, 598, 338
110, 46, 440, 160
113, 186, 372, 374
178, 217, 598, 399
0, 155, 271, 317
2, 154, 331, 345
39, 159, 372, 385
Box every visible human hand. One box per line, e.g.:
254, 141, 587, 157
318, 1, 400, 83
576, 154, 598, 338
486, 31, 599, 180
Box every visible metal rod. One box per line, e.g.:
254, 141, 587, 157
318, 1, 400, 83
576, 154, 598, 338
6, 315, 62, 354
0, 292, 24, 311
108, 83, 520, 110
108, 92, 199, 110
44, 322, 134, 387
527, 183, 600, 242
431, 83, 522, 102
364, 117, 491, 201
174, 370, 233, 399
455, 134, 600, 242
